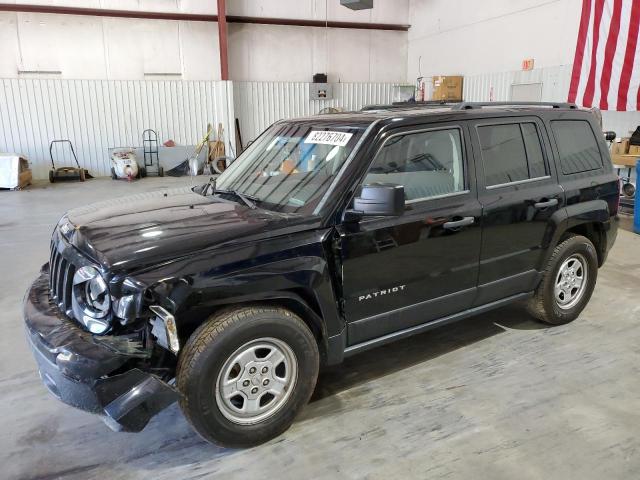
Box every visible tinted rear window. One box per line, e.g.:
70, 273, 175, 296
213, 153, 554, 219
478, 124, 529, 186
478, 122, 547, 186
551, 120, 602, 175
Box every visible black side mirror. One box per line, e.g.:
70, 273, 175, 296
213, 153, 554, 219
346, 184, 405, 220
604, 131, 616, 142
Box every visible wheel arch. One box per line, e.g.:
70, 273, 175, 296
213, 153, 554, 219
178, 290, 330, 365
541, 199, 610, 270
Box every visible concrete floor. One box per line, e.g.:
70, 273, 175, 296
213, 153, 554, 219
1, 177, 640, 480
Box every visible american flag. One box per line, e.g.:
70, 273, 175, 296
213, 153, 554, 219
568, 0, 640, 111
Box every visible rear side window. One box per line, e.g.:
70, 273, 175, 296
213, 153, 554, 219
551, 120, 602, 175
477, 122, 548, 187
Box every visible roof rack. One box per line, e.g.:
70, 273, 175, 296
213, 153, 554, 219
360, 100, 455, 111
451, 101, 578, 110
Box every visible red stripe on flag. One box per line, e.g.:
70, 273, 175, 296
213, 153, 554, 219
599, 0, 622, 110
583, 0, 605, 107
568, 0, 593, 103
617, 0, 640, 110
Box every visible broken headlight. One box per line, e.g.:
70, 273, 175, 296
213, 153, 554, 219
72, 266, 111, 334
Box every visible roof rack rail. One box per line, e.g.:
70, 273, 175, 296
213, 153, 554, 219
451, 101, 578, 110
360, 100, 455, 111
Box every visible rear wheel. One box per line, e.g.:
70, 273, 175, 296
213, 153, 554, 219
79, 169, 86, 182
158, 166, 164, 177
49, 170, 55, 183
111, 167, 117, 180
527, 235, 598, 325
177, 306, 319, 447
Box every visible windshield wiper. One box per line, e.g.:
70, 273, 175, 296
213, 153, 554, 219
216, 188, 259, 209
201, 177, 259, 209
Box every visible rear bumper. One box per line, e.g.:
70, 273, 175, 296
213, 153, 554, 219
24, 266, 179, 432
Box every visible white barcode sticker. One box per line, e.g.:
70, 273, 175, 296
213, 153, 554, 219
304, 131, 353, 147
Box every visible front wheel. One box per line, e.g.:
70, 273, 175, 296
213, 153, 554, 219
176, 306, 319, 447
527, 235, 598, 325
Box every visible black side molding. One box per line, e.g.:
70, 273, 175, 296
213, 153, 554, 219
343, 292, 533, 357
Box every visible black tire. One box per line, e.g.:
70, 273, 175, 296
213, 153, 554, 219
177, 305, 319, 448
49, 170, 55, 183
527, 235, 598, 325
140, 167, 147, 178
158, 166, 164, 177
111, 167, 117, 180
79, 169, 86, 182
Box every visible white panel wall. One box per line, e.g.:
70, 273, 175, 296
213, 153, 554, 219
0, 0, 409, 82
462, 65, 573, 103
233, 81, 398, 143
407, 0, 581, 80
0, 78, 234, 178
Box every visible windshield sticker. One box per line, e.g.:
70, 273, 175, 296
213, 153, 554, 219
304, 131, 353, 147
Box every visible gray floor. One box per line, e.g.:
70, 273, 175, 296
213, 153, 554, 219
2, 177, 640, 480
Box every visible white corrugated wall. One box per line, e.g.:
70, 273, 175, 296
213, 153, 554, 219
0, 79, 235, 179
3, 74, 639, 180
233, 82, 399, 145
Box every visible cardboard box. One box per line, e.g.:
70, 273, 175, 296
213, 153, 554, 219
628, 145, 640, 156
610, 137, 630, 155
431, 75, 463, 102
611, 154, 639, 167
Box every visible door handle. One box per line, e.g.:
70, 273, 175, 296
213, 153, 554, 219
443, 216, 475, 229
534, 198, 559, 209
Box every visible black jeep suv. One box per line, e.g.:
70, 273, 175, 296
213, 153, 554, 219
25, 102, 619, 447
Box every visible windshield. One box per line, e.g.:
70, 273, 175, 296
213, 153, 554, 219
213, 122, 367, 213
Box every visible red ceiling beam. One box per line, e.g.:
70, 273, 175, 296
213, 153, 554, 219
0, 4, 410, 31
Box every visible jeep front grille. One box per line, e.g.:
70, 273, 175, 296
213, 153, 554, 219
49, 239, 76, 316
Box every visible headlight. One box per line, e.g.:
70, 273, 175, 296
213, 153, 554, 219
72, 266, 111, 334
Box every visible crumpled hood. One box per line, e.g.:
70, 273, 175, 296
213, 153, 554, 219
61, 187, 316, 273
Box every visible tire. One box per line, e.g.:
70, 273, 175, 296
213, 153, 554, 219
527, 235, 598, 325
79, 169, 86, 182
49, 170, 55, 183
158, 166, 164, 177
140, 167, 147, 178
177, 305, 319, 448
111, 167, 117, 180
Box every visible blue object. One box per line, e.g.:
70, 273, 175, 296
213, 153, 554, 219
635, 159, 640, 234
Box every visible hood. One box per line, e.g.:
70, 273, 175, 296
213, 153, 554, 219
61, 187, 318, 273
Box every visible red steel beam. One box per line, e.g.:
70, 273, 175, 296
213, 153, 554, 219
217, 0, 229, 80
226, 15, 409, 31
0, 4, 219, 21
0, 4, 410, 31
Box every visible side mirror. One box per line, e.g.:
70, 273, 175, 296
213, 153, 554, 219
604, 131, 616, 142
349, 183, 405, 218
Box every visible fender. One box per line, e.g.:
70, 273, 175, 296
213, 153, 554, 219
136, 238, 345, 363
536, 199, 610, 271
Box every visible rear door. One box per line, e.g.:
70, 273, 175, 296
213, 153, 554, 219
337, 122, 483, 345
469, 116, 565, 305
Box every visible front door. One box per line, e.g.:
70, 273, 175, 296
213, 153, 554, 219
469, 117, 565, 305
336, 123, 482, 345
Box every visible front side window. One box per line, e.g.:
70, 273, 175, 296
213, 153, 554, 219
213, 122, 366, 213
478, 122, 548, 187
363, 128, 465, 201
551, 120, 603, 175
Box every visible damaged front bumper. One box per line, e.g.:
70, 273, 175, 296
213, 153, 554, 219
24, 266, 179, 432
